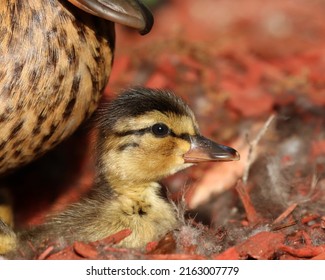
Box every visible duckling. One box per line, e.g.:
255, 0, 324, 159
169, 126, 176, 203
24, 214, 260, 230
0, 0, 153, 175
3, 87, 239, 258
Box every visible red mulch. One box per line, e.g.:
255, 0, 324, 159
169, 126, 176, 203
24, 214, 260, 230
5, 0, 325, 259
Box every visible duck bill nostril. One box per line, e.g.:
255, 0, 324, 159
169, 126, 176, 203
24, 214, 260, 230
183, 135, 240, 163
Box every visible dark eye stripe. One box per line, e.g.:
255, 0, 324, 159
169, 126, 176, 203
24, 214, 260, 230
169, 131, 191, 142
115, 127, 151, 137
115, 128, 191, 142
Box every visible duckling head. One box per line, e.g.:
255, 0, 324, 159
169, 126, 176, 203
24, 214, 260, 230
96, 88, 239, 189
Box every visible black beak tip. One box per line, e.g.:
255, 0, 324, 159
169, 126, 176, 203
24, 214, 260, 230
212, 146, 240, 161
138, 1, 154, 35
231, 149, 240, 161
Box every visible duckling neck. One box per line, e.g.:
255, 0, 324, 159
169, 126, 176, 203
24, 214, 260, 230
111, 180, 161, 198
89, 176, 178, 248
97, 168, 160, 196
98, 178, 166, 217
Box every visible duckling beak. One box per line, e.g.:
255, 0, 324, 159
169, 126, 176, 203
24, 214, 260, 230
68, 0, 154, 35
183, 135, 240, 163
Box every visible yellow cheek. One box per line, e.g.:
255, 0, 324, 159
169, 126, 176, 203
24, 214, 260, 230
145, 136, 190, 159
100, 134, 193, 184
175, 138, 191, 155
147, 137, 191, 173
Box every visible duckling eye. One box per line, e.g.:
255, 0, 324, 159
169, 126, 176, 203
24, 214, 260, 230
151, 123, 170, 137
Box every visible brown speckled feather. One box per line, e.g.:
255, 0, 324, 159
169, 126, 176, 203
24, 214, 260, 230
0, 0, 114, 173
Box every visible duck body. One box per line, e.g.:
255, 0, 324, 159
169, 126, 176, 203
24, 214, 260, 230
0, 0, 153, 174
21, 181, 177, 250
4, 88, 239, 258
